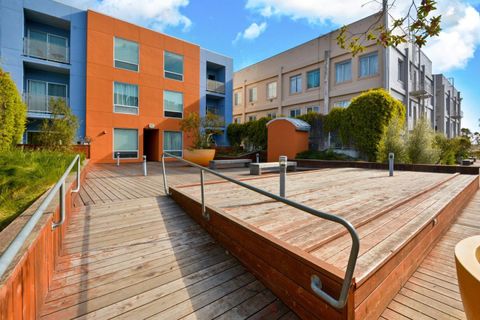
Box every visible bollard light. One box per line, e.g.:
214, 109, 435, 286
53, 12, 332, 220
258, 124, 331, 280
388, 152, 394, 177
143, 155, 147, 176
256, 153, 260, 163
279, 155, 287, 197
116, 152, 120, 166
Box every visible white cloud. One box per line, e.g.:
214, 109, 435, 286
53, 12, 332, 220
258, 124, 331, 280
56, 0, 191, 31
233, 22, 267, 44
244, 0, 480, 72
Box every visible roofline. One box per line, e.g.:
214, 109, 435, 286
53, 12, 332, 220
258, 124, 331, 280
234, 11, 383, 73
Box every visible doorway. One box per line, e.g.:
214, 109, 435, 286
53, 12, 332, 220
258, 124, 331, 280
143, 129, 160, 161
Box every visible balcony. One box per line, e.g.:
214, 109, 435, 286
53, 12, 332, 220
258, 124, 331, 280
23, 33, 70, 64
451, 110, 464, 119
24, 93, 68, 115
410, 80, 432, 98
206, 79, 225, 95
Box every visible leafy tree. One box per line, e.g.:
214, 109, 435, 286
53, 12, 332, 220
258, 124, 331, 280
0, 68, 27, 150
406, 117, 439, 164
337, 0, 441, 56
38, 98, 79, 149
434, 134, 457, 165
377, 117, 408, 163
180, 112, 224, 149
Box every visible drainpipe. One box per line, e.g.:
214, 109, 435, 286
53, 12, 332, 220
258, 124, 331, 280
278, 66, 283, 116
405, 47, 410, 129
323, 50, 330, 115
382, 0, 390, 91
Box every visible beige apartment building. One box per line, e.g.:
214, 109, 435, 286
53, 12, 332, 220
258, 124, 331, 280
233, 12, 461, 135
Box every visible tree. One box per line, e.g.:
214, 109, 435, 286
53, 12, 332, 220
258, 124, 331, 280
337, 0, 441, 56
180, 112, 224, 149
406, 117, 439, 164
38, 98, 79, 149
0, 68, 27, 150
377, 117, 408, 163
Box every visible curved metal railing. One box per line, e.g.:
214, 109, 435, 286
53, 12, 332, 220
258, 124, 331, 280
161, 152, 360, 309
0, 154, 81, 279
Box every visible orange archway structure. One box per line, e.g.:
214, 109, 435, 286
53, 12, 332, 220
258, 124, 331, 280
267, 118, 310, 162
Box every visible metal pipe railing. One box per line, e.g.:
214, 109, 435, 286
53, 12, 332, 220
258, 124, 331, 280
161, 152, 359, 309
0, 154, 81, 279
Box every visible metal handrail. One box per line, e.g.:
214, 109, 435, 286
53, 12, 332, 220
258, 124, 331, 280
0, 154, 81, 279
161, 152, 360, 309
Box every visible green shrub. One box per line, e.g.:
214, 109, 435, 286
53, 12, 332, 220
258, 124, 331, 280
453, 136, 472, 159
296, 149, 356, 161
0, 68, 27, 150
324, 107, 351, 146
434, 134, 457, 165
38, 98, 79, 149
226, 117, 270, 151
377, 117, 407, 163
347, 89, 405, 161
406, 117, 439, 164
226, 123, 244, 147
296, 112, 326, 126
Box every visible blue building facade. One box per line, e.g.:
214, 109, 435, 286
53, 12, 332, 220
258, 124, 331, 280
200, 49, 233, 146
0, 0, 86, 143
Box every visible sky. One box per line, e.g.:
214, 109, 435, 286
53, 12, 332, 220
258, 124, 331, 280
58, 0, 480, 132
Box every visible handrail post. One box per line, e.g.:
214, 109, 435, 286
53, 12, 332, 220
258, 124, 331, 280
200, 169, 209, 220
116, 152, 120, 166
161, 153, 169, 195
71, 156, 81, 193
279, 155, 287, 197
52, 181, 65, 230
143, 155, 147, 176
389, 153, 395, 177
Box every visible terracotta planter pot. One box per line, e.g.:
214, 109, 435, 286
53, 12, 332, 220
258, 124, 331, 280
183, 149, 216, 167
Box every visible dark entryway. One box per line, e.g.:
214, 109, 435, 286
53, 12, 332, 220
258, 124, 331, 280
143, 129, 160, 161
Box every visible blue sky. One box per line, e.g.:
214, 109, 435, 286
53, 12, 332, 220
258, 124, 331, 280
60, 0, 480, 132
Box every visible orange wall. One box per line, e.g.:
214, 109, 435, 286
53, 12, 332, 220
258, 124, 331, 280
86, 10, 200, 163
267, 120, 309, 162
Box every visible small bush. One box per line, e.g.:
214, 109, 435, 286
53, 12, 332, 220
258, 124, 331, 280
434, 134, 457, 165
296, 149, 356, 161
0, 68, 27, 150
324, 107, 351, 146
226, 117, 271, 151
406, 117, 439, 164
38, 98, 79, 149
377, 117, 407, 163
226, 123, 244, 147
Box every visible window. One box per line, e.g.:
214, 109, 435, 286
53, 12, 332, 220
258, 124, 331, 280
359, 52, 378, 78
307, 69, 320, 89
27, 80, 68, 113
290, 109, 301, 117
398, 59, 405, 82
248, 115, 257, 122
234, 92, 242, 106
113, 128, 138, 159
164, 131, 183, 157
306, 106, 320, 113
248, 87, 257, 103
335, 60, 352, 83
164, 91, 183, 118
164, 51, 184, 81
290, 74, 302, 94
333, 100, 350, 108
234, 117, 241, 124
114, 82, 138, 115
267, 112, 276, 119
267, 82, 277, 99
114, 37, 139, 72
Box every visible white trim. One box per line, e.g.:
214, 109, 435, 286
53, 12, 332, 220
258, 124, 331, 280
164, 51, 184, 82
163, 130, 183, 157
163, 90, 184, 119
113, 128, 139, 159
113, 36, 140, 73
113, 81, 139, 116
335, 59, 352, 84
266, 81, 277, 99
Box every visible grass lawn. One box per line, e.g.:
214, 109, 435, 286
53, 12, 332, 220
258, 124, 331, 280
0, 149, 81, 231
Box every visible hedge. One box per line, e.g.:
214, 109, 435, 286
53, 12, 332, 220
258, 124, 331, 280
226, 117, 270, 150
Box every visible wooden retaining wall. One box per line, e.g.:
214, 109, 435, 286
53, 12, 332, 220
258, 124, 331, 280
0, 162, 89, 319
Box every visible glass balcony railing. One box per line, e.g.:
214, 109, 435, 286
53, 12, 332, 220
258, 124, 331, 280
23, 93, 68, 114
410, 80, 432, 98
23, 34, 70, 64
206, 79, 225, 94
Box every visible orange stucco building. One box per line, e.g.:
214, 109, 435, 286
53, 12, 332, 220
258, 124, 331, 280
86, 11, 202, 163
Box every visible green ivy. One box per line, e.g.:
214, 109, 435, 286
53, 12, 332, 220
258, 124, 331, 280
226, 117, 271, 151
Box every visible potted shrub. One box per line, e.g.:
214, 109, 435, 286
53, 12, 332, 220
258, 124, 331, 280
180, 112, 224, 166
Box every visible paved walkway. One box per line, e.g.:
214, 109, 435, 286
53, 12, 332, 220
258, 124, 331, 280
381, 188, 480, 320
41, 163, 296, 319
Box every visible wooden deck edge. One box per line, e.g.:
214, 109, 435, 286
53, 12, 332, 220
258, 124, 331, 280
353, 175, 479, 319
170, 187, 355, 320
0, 160, 91, 319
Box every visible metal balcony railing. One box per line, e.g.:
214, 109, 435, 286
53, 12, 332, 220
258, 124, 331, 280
410, 80, 433, 98
24, 93, 68, 114
23, 36, 70, 64
206, 79, 225, 94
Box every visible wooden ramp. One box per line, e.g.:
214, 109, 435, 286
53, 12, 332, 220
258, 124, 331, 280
381, 189, 480, 320
39, 164, 296, 319
173, 168, 479, 319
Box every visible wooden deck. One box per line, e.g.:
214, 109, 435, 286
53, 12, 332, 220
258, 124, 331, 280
40, 163, 296, 319
381, 189, 480, 320
174, 167, 478, 319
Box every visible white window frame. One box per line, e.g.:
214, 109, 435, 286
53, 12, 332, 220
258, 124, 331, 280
113, 37, 139, 72
113, 82, 139, 115
248, 115, 257, 122
164, 51, 184, 82
306, 106, 320, 113
163, 130, 183, 157
307, 68, 320, 89
113, 128, 139, 159
26, 29, 69, 63
267, 112, 276, 119
248, 87, 257, 103
267, 81, 277, 99
234, 92, 242, 106
289, 108, 302, 117
333, 100, 350, 108
163, 90, 184, 119
358, 52, 378, 78
290, 74, 302, 94
335, 59, 352, 84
